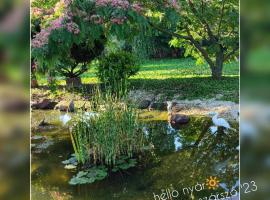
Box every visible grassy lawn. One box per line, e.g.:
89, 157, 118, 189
36, 58, 239, 102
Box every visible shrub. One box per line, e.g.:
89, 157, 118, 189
70, 91, 145, 167
97, 51, 140, 95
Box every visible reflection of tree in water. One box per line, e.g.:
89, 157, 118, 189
191, 124, 239, 195
143, 118, 239, 199
146, 121, 176, 155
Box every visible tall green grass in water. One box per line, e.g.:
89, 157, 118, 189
70, 88, 145, 167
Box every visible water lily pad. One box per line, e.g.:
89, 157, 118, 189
62, 156, 77, 165
69, 166, 108, 185
112, 158, 137, 172
35, 140, 54, 151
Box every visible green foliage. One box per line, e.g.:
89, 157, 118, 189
112, 157, 137, 172
69, 166, 108, 185
35, 58, 239, 102
70, 89, 145, 166
129, 58, 239, 102
142, 0, 239, 78
97, 51, 140, 95
31, 0, 147, 79
31, 0, 59, 9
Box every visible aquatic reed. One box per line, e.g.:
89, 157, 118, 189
70, 89, 145, 166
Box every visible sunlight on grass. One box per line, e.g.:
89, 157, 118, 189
36, 58, 239, 102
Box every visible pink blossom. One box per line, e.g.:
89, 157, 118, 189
32, 18, 64, 48
165, 0, 180, 9
96, 0, 130, 10
64, 0, 73, 6
96, 0, 109, 7
66, 22, 80, 34
32, 29, 51, 48
172, 0, 180, 9
110, 17, 126, 25
131, 3, 143, 13
32, 7, 44, 17
32, 16, 80, 48
90, 15, 104, 24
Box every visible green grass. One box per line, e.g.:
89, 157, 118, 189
36, 58, 239, 102
129, 58, 239, 102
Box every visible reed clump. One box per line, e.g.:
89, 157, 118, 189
70, 89, 145, 167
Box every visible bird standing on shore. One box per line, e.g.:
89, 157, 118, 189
209, 112, 235, 134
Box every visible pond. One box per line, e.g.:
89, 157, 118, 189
31, 110, 239, 200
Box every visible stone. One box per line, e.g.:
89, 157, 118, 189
170, 114, 190, 129
138, 100, 151, 109
172, 103, 185, 112
149, 102, 167, 111
31, 99, 58, 110
55, 100, 75, 112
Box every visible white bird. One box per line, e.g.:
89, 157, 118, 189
208, 112, 235, 134
60, 113, 72, 125
209, 126, 218, 135
210, 112, 231, 128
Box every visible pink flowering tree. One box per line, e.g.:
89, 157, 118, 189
31, 0, 145, 87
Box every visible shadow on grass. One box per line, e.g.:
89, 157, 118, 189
130, 76, 239, 102
34, 76, 239, 102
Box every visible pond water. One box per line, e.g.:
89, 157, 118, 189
31, 110, 239, 200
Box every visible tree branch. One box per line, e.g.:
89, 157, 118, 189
217, 0, 226, 38
74, 63, 88, 77
224, 46, 239, 61
187, 0, 216, 41
186, 27, 215, 68
147, 20, 192, 40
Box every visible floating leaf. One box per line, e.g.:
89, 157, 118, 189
69, 166, 108, 185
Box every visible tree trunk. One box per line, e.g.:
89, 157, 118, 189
211, 48, 224, 80
211, 66, 223, 80
66, 77, 82, 88
31, 79, 39, 88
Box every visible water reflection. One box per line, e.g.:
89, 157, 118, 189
31, 111, 239, 200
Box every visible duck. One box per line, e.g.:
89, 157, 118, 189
167, 101, 190, 129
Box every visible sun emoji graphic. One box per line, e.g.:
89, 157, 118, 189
206, 176, 220, 190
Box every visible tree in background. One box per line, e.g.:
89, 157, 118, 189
31, 0, 145, 87
139, 0, 239, 79
32, 0, 238, 84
